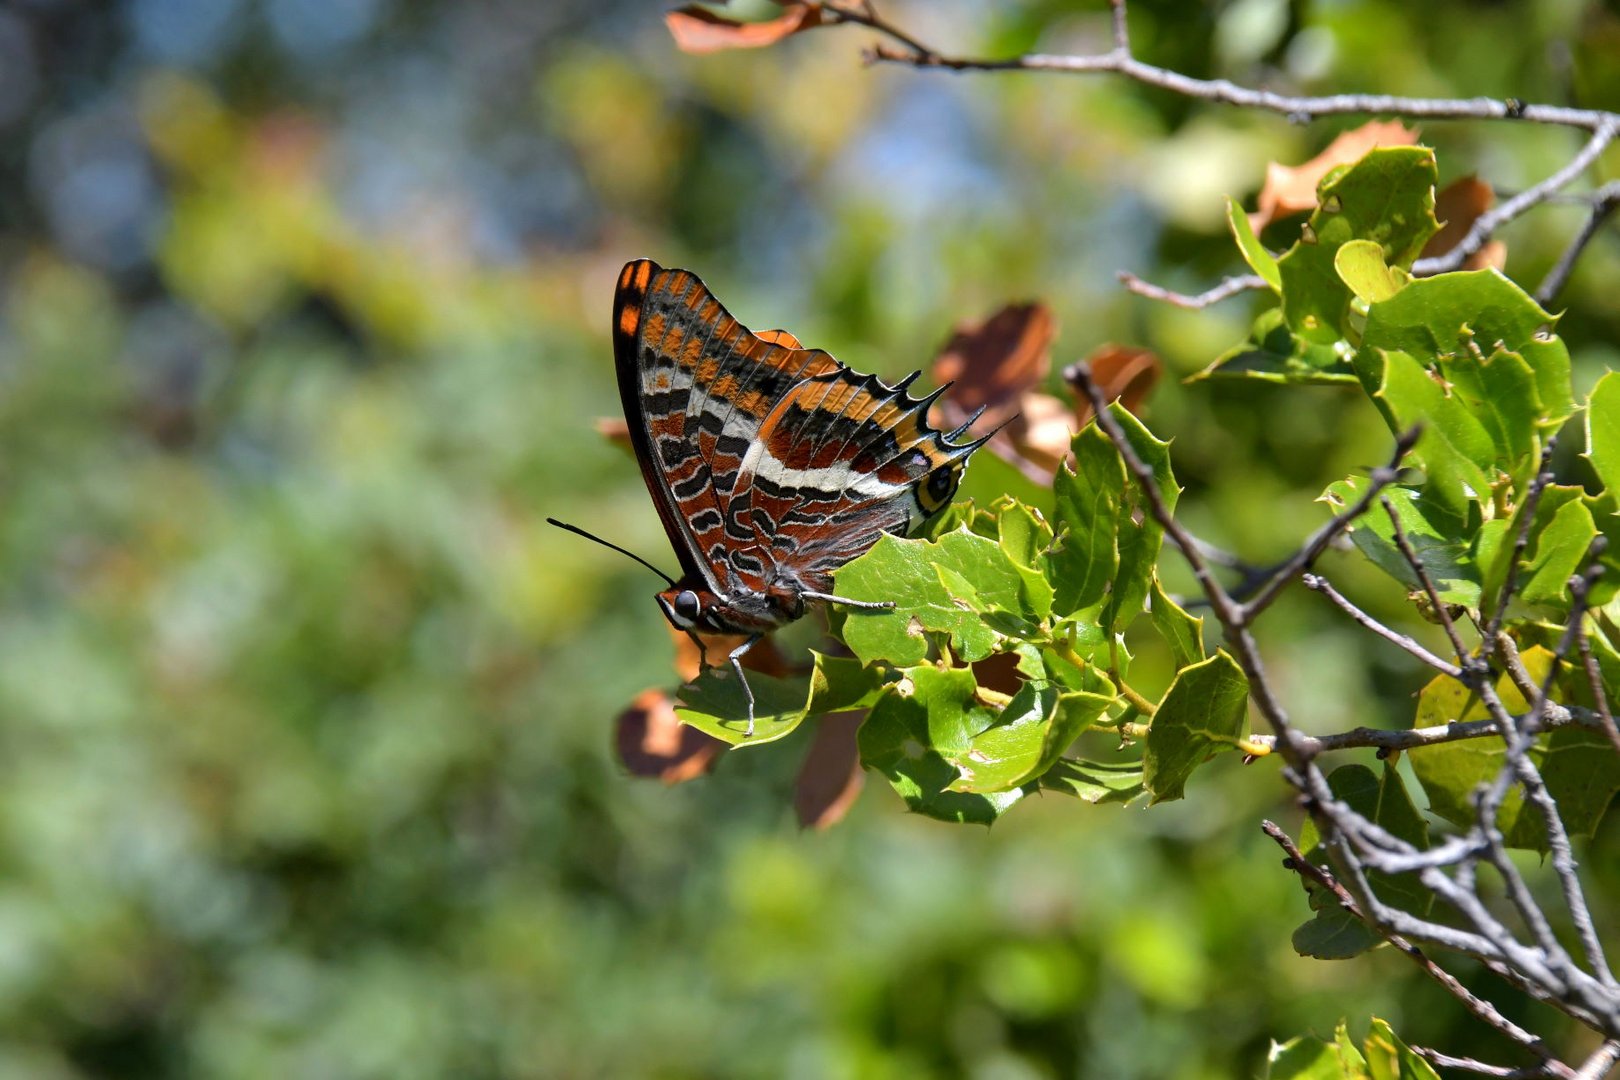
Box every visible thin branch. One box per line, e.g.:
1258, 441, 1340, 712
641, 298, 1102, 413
857, 36, 1619, 133
1578, 631, 1620, 756
1413, 126, 1620, 275
1117, 270, 1266, 309
1301, 571, 1463, 678
1382, 496, 1475, 670
1241, 427, 1420, 623
1264, 820, 1553, 1055
1486, 444, 1560, 648
1413, 1048, 1571, 1079
1538, 180, 1620, 306
1242, 704, 1599, 758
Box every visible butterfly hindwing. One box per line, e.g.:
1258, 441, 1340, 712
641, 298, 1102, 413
614, 257, 990, 624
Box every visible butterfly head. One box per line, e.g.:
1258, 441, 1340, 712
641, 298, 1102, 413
655, 582, 727, 634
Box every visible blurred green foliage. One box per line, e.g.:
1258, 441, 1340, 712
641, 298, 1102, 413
3, 1, 1620, 1076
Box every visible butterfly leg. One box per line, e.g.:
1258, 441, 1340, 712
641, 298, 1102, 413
729, 632, 764, 738
800, 591, 896, 612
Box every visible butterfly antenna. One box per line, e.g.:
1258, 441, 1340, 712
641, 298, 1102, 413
547, 517, 677, 588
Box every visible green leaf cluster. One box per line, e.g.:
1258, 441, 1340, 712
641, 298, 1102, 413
678, 407, 1250, 822
1267, 1018, 1440, 1080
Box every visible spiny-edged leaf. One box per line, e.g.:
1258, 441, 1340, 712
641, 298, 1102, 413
1277, 147, 1439, 344
1052, 407, 1177, 630
1519, 494, 1597, 609
996, 499, 1055, 620
1295, 762, 1431, 958
1409, 648, 1620, 852
1143, 651, 1249, 804
678, 652, 891, 746
1228, 194, 1281, 292
1040, 633, 1118, 692
1335, 239, 1408, 303
1039, 757, 1145, 804
1265, 1023, 1368, 1080
1586, 371, 1620, 500
1322, 479, 1479, 605
1108, 407, 1177, 634
1149, 575, 1205, 668
950, 686, 1113, 793
1197, 307, 1359, 384
1052, 424, 1125, 616
1363, 1018, 1441, 1080
1358, 347, 1498, 520
1360, 269, 1573, 433
835, 530, 1037, 667
857, 665, 1026, 824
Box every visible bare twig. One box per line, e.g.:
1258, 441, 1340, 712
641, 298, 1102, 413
1117, 270, 1266, 309
1412, 1048, 1570, 1079
1538, 181, 1620, 306
1240, 427, 1420, 624
1241, 704, 1599, 758
1413, 125, 1620, 275
1264, 820, 1553, 1057
1301, 572, 1464, 678
1381, 496, 1476, 670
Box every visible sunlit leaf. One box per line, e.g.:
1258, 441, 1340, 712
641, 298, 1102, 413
1321, 479, 1478, 606
678, 652, 890, 746
1039, 758, 1146, 805
1143, 652, 1249, 804
1228, 195, 1281, 292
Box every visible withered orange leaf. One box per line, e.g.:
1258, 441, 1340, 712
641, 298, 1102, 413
793, 711, 865, 829
1422, 175, 1505, 270
669, 623, 788, 683
1004, 390, 1074, 474
1249, 121, 1420, 232
666, 2, 823, 54
595, 416, 632, 453
616, 688, 726, 783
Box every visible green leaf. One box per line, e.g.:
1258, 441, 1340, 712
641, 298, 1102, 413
677, 652, 890, 745
1149, 575, 1205, 668
1228, 194, 1281, 292
857, 665, 1027, 824
1586, 371, 1620, 500
1334, 239, 1407, 303
1519, 495, 1597, 608
1142, 651, 1249, 804
1051, 407, 1177, 632
835, 529, 1039, 667
1294, 762, 1431, 958
1409, 649, 1620, 852
1363, 1018, 1441, 1080
1360, 347, 1498, 520
996, 499, 1056, 621
950, 686, 1112, 793
1322, 479, 1479, 606
1276, 147, 1439, 344
1196, 307, 1359, 384
1038, 758, 1145, 804
1360, 269, 1573, 435
1265, 1022, 1368, 1080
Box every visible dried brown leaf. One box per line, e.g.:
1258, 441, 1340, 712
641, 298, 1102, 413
1422, 176, 1505, 270
666, 2, 823, 54
595, 416, 632, 453
1068, 344, 1161, 426
1249, 121, 1421, 232
932, 301, 1055, 424
1005, 391, 1073, 474
793, 711, 865, 829
616, 688, 725, 783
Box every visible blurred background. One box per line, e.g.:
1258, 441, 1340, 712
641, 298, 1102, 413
4, 0, 1620, 1076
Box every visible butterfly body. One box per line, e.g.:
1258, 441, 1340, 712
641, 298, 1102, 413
613, 258, 994, 732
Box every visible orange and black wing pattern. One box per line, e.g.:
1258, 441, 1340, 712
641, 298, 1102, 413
612, 258, 995, 609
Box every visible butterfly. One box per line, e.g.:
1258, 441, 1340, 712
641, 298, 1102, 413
561, 258, 997, 737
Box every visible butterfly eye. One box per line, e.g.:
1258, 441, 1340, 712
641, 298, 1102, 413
674, 590, 703, 621
921, 464, 959, 511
